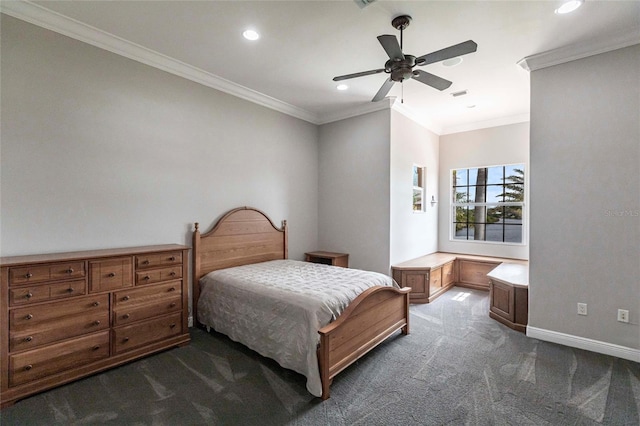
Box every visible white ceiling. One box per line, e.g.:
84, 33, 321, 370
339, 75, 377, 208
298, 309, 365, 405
5, 0, 640, 134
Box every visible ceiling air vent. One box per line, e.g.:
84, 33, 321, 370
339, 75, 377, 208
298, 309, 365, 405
451, 90, 468, 97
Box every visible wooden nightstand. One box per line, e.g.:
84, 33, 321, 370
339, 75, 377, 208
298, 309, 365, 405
305, 251, 349, 268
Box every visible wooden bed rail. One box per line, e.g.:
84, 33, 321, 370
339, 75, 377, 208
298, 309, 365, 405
317, 285, 411, 400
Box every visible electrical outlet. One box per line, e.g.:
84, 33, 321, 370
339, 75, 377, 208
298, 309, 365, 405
617, 309, 629, 323
577, 303, 587, 316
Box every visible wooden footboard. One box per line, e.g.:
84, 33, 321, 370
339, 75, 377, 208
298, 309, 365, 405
317, 285, 411, 400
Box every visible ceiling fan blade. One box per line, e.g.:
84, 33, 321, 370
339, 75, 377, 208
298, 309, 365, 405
377, 35, 404, 60
411, 70, 452, 91
416, 40, 478, 66
333, 68, 386, 82
372, 78, 395, 102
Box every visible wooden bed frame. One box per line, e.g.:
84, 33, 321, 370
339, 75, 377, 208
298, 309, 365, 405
192, 206, 410, 399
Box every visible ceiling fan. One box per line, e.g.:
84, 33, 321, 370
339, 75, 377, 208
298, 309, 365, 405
333, 15, 478, 102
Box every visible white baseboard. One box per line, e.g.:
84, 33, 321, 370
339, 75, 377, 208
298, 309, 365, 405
527, 326, 640, 363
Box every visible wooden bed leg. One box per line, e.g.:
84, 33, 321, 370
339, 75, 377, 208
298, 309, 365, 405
402, 290, 410, 335
321, 378, 332, 400
318, 335, 331, 400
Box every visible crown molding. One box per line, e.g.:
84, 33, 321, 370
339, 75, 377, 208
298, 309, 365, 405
0, 0, 319, 124
518, 26, 640, 72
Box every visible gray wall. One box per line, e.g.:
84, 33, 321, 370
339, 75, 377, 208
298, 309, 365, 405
439, 122, 530, 260
390, 110, 439, 266
529, 44, 640, 352
0, 16, 319, 260
317, 110, 391, 274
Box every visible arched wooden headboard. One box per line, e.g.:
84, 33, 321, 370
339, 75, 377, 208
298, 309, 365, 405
191, 206, 288, 325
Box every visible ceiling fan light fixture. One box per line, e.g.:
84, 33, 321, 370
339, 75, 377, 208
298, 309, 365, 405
336, 84, 349, 91
242, 29, 260, 41
442, 57, 463, 67
555, 0, 584, 15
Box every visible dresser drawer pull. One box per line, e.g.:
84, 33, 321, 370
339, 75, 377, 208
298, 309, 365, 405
122, 337, 129, 343
169, 272, 176, 277
66, 268, 74, 274
24, 273, 33, 279
122, 296, 130, 301
24, 336, 33, 342
123, 314, 130, 319
143, 276, 151, 281
168, 287, 176, 292
67, 287, 74, 293
169, 302, 176, 308
24, 365, 33, 371
169, 256, 176, 261
142, 260, 149, 265
25, 292, 33, 299
93, 320, 101, 326
170, 323, 176, 329
93, 301, 100, 307
25, 314, 33, 320
108, 272, 116, 277
92, 345, 101, 351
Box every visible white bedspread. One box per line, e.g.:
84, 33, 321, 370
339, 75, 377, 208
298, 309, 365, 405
197, 259, 397, 397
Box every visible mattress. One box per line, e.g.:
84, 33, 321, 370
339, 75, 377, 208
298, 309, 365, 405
197, 259, 397, 397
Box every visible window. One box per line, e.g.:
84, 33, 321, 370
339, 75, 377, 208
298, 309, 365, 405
452, 164, 525, 243
413, 165, 426, 212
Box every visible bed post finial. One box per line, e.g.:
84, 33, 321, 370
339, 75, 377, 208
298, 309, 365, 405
195, 222, 199, 232
282, 219, 287, 229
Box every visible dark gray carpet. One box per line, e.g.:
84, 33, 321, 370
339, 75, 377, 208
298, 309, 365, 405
2, 286, 639, 425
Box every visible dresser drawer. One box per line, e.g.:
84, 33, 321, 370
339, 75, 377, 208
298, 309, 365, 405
135, 266, 182, 285
9, 295, 109, 352
113, 312, 182, 354
113, 295, 182, 326
9, 331, 110, 387
114, 281, 182, 307
9, 262, 85, 286
9, 279, 87, 306
135, 252, 183, 269
89, 257, 133, 292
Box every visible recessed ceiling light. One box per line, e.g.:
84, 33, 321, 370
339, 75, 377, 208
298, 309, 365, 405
442, 57, 463, 67
555, 0, 583, 14
336, 84, 349, 91
242, 29, 260, 41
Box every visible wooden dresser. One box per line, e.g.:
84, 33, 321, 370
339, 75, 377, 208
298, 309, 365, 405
0, 244, 190, 408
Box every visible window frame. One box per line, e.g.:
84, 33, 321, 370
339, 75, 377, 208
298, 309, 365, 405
450, 163, 526, 245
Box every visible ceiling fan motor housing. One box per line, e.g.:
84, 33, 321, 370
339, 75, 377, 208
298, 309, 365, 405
386, 55, 416, 82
